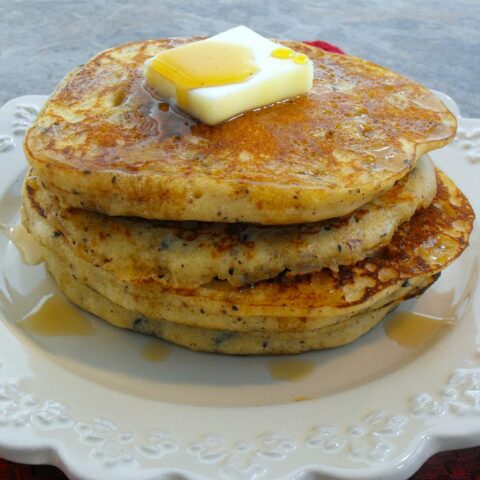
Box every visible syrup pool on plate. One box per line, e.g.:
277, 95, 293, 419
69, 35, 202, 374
267, 359, 316, 382
0, 223, 44, 265
141, 340, 171, 363
385, 311, 452, 349
20, 294, 96, 337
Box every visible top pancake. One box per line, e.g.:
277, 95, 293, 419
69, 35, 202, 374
25, 39, 456, 224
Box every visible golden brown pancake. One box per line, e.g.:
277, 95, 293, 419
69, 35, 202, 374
22, 169, 474, 337
24, 39, 456, 224
24, 155, 436, 288
43, 248, 437, 354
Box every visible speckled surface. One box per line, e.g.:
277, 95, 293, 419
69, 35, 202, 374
1, 0, 479, 116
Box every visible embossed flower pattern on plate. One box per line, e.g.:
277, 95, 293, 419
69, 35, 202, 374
0, 92, 478, 480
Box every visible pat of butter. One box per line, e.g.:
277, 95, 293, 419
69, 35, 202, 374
144, 26, 314, 125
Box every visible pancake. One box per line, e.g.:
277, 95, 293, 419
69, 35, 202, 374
24, 39, 456, 224
41, 240, 436, 332
22, 169, 474, 334
24, 155, 436, 288
43, 248, 437, 354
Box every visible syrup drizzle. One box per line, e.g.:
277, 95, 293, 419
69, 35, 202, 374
385, 311, 451, 349
20, 294, 95, 336
141, 340, 171, 363
146, 41, 258, 110
267, 359, 316, 381
0, 223, 44, 265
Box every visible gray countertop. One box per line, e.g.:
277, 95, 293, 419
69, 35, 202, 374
1, 0, 479, 117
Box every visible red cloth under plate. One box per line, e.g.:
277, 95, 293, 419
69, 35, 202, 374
304, 39, 345, 54
1, 446, 480, 479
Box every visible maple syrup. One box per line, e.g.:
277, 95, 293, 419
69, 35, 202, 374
141, 340, 171, 363
147, 41, 258, 109
20, 294, 95, 336
0, 223, 44, 265
385, 311, 451, 349
271, 47, 308, 64
267, 359, 316, 381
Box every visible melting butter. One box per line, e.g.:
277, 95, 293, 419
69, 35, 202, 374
20, 294, 95, 336
147, 41, 258, 110
267, 359, 316, 381
385, 311, 451, 349
0, 223, 44, 265
141, 340, 171, 363
144, 26, 313, 126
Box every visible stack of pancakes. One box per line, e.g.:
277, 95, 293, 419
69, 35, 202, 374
22, 39, 474, 354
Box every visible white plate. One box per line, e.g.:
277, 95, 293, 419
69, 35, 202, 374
0, 92, 478, 480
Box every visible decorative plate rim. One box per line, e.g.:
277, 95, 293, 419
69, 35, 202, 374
0, 91, 478, 480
